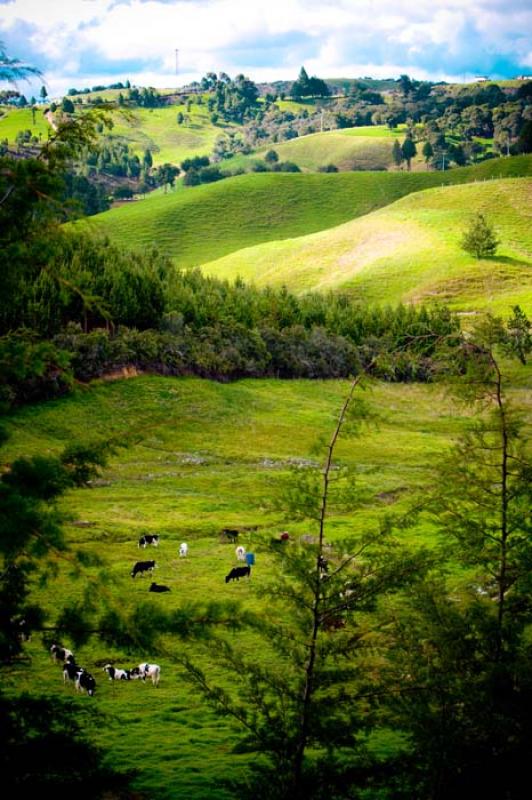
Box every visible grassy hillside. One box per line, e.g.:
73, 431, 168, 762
202, 177, 532, 314
3, 370, 531, 798
229, 125, 416, 173
0, 106, 52, 142
79, 155, 532, 271
108, 102, 238, 165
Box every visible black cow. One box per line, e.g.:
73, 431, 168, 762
221, 528, 239, 543
131, 560, 156, 578
76, 670, 96, 696
225, 565, 251, 583
149, 582, 171, 593
138, 534, 159, 548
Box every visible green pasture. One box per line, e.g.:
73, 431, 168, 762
78, 155, 532, 275
3, 368, 531, 798
228, 126, 412, 173
0, 106, 52, 142
203, 176, 532, 314
3, 371, 531, 798
107, 103, 236, 165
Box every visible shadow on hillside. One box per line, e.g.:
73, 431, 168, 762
492, 255, 532, 268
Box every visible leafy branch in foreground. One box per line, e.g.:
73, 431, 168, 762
176, 374, 428, 799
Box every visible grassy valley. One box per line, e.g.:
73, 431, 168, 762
2, 367, 529, 799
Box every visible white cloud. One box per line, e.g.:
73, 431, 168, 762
1, 0, 531, 93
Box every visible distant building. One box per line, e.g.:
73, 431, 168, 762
474, 76, 490, 82
516, 75, 532, 80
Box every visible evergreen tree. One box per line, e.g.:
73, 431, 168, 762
401, 136, 417, 170
460, 213, 499, 258
383, 321, 532, 799
392, 139, 403, 168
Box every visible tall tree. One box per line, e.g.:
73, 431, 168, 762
401, 136, 417, 170
382, 319, 532, 799
177, 377, 428, 799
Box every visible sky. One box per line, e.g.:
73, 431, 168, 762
1, 0, 532, 98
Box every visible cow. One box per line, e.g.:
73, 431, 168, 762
225, 565, 251, 583
76, 670, 96, 696
220, 528, 239, 543
149, 582, 171, 593
179, 542, 188, 558
235, 545, 246, 562
50, 643, 74, 663
138, 534, 159, 549
130, 663, 161, 686
131, 560, 156, 578
103, 664, 131, 680
63, 661, 83, 685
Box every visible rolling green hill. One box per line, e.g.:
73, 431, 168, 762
229, 125, 416, 173
0, 106, 52, 142
107, 102, 238, 165
202, 176, 532, 314
79, 155, 532, 274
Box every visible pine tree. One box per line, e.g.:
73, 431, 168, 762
460, 212, 499, 258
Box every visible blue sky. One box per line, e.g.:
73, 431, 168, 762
1, 0, 532, 97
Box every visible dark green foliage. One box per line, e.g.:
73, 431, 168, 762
0, 693, 134, 796
401, 136, 417, 170
460, 212, 499, 258
291, 67, 330, 99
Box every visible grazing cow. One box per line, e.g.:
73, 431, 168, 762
50, 643, 74, 663
221, 528, 239, 543
149, 582, 171, 593
131, 560, 156, 578
225, 565, 251, 583
76, 670, 96, 696
138, 534, 159, 549
179, 542, 188, 558
63, 661, 83, 685
235, 545, 246, 562
103, 664, 131, 680
130, 663, 161, 686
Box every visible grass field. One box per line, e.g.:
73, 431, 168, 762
78, 154, 532, 278
0, 106, 52, 143
202, 177, 532, 314
3, 367, 531, 798
229, 125, 418, 173
108, 103, 238, 166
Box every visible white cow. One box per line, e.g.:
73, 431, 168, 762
179, 542, 188, 557
130, 663, 161, 686
235, 545, 246, 562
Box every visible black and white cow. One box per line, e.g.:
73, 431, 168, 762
130, 663, 161, 686
225, 565, 251, 583
149, 582, 171, 593
50, 643, 74, 663
76, 670, 96, 696
103, 664, 131, 680
138, 534, 159, 549
63, 661, 83, 685
131, 560, 156, 578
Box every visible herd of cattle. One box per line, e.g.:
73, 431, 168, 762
51, 642, 161, 697
52, 532, 256, 698
130, 536, 255, 588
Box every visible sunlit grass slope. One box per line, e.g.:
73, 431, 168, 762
231, 125, 416, 172
203, 177, 532, 314
108, 103, 237, 165
0, 106, 51, 142
3, 370, 531, 799
80, 155, 532, 271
